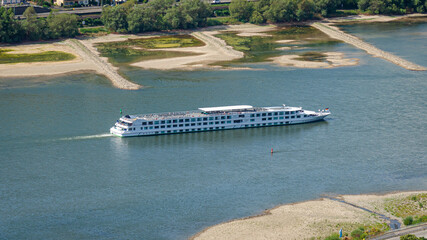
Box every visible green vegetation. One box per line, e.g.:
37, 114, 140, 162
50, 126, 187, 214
400, 234, 427, 240
384, 193, 426, 218
0, 6, 79, 43
101, 0, 212, 33
96, 35, 203, 64
215, 26, 339, 65
323, 223, 390, 240
403, 215, 427, 226
0, 49, 75, 64
79, 27, 109, 36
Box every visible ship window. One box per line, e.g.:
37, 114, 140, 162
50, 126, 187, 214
209, 122, 213, 125
250, 114, 255, 117
250, 119, 255, 122
141, 127, 143, 130
256, 114, 260, 117
185, 129, 189, 132
279, 117, 284, 119
149, 127, 153, 129
216, 127, 219, 129
148, 121, 153, 125
203, 118, 208, 121
291, 111, 295, 114
268, 117, 272, 120
142, 122, 147, 125
279, 112, 284, 115
215, 117, 219, 120
262, 123, 266, 126
167, 130, 171, 133
227, 121, 231, 123
304, 115, 308, 117
274, 117, 278, 120
173, 124, 177, 127
145, 127, 148, 129
285, 116, 289, 119
291, 116, 295, 119
161, 126, 165, 128
197, 118, 202, 121
286, 121, 289, 124
179, 130, 183, 132
203, 123, 207, 125
155, 126, 159, 129
197, 123, 202, 126
191, 123, 196, 126
268, 123, 272, 125
257, 124, 260, 126
221, 116, 225, 119
297, 116, 301, 118
215, 121, 219, 124
239, 114, 245, 118
262, 113, 266, 116
155, 131, 159, 134
167, 120, 171, 123
167, 125, 171, 128
179, 124, 183, 127
233, 120, 242, 123
185, 124, 189, 126
285, 112, 289, 115
198, 128, 201, 131
227, 116, 231, 119
185, 119, 190, 122
209, 117, 213, 120
210, 127, 213, 130
173, 120, 177, 123
274, 112, 278, 115
154, 121, 159, 124
262, 118, 266, 121
174, 130, 177, 133
179, 119, 183, 123
221, 121, 225, 124
268, 113, 272, 116
160, 121, 165, 124
191, 118, 196, 122
221, 127, 225, 129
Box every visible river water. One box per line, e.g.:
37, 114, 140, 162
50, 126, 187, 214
0, 22, 426, 240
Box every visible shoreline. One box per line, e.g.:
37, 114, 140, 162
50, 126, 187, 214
191, 190, 427, 240
0, 14, 425, 87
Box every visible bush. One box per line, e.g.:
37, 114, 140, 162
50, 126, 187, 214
400, 234, 427, 240
324, 233, 341, 240
404, 216, 414, 226
351, 228, 364, 239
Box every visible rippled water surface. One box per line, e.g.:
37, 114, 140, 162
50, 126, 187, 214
0, 22, 426, 240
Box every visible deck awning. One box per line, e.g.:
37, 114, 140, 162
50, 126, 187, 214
199, 105, 253, 112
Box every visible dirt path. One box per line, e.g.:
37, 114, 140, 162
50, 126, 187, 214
312, 22, 426, 71
67, 39, 141, 90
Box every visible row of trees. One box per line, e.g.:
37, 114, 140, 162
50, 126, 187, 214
101, 0, 212, 33
358, 0, 427, 14
229, 0, 426, 23
0, 7, 79, 43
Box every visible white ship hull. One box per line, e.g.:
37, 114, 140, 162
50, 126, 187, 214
110, 104, 330, 138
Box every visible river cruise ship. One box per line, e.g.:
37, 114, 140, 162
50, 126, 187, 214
110, 104, 330, 137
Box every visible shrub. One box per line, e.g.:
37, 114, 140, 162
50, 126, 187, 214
403, 216, 413, 225
351, 228, 364, 239
324, 233, 341, 240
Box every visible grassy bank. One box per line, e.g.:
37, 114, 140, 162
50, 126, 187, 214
95, 35, 204, 65
0, 49, 75, 64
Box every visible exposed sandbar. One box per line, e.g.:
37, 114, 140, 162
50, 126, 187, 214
192, 191, 427, 240
270, 52, 358, 68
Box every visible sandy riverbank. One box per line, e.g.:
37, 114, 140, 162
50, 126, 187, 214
0, 41, 99, 77
192, 191, 427, 240
271, 52, 359, 68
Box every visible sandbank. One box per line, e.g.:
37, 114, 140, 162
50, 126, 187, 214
192, 191, 427, 240
0, 42, 98, 77
270, 52, 358, 68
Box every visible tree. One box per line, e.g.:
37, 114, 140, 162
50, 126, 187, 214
180, 0, 212, 28
314, 0, 341, 16
264, 0, 298, 22
229, 0, 253, 22
0, 7, 24, 43
101, 6, 128, 33
22, 7, 45, 41
47, 13, 79, 39
296, 0, 316, 21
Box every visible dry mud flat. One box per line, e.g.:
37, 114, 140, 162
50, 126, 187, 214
192, 191, 427, 240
